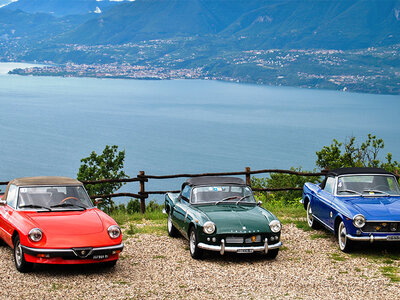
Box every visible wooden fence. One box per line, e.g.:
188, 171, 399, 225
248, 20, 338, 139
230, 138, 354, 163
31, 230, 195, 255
83, 167, 327, 213
0, 167, 328, 214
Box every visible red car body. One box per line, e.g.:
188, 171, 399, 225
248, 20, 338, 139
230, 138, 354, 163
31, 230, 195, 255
0, 176, 123, 272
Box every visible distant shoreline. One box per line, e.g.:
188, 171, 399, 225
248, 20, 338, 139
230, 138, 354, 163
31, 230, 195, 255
3, 62, 399, 96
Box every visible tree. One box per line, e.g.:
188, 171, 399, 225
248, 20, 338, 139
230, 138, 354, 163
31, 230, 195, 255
316, 134, 400, 173
77, 145, 128, 210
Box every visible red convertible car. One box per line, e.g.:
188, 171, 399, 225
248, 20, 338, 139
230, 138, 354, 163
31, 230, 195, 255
0, 176, 123, 272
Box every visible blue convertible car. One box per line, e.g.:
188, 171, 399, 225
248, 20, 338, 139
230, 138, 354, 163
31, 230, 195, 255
303, 167, 400, 252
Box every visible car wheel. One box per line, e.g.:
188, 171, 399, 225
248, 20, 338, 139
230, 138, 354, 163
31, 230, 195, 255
306, 202, 319, 229
14, 236, 33, 273
189, 227, 202, 259
265, 248, 279, 259
338, 221, 353, 252
167, 212, 178, 237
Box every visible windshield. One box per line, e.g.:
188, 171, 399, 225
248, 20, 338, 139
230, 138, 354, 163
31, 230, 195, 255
336, 175, 400, 196
17, 185, 93, 210
191, 185, 256, 204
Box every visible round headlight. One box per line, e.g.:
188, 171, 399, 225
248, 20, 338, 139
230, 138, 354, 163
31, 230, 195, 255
353, 214, 366, 228
203, 221, 216, 234
28, 228, 43, 242
269, 220, 281, 233
108, 225, 121, 239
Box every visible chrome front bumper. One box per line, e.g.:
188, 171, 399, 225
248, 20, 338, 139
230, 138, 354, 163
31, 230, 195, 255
198, 239, 282, 255
21, 243, 124, 258
346, 234, 400, 243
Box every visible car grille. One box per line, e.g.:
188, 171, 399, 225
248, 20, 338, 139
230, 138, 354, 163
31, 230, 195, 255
363, 222, 400, 233
225, 235, 262, 244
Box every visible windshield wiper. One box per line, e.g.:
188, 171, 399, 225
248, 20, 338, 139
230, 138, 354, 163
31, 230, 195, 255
235, 195, 251, 205
215, 196, 240, 205
19, 204, 51, 211
363, 189, 390, 196
337, 189, 362, 196
50, 203, 86, 210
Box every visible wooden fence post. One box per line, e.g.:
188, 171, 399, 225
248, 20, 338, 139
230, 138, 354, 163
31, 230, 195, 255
245, 167, 251, 186
138, 171, 147, 214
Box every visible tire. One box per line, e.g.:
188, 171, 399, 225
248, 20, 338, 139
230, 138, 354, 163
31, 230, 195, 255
337, 220, 353, 252
265, 248, 279, 259
306, 201, 320, 229
14, 236, 34, 273
189, 227, 203, 259
167, 212, 178, 237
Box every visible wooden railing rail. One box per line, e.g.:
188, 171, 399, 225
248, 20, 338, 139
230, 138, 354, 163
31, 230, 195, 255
0, 167, 340, 213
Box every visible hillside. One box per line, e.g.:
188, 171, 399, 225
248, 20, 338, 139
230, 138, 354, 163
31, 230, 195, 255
60, 0, 400, 49
3, 0, 123, 16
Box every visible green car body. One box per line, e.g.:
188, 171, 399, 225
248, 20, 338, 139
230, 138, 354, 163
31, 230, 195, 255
164, 176, 282, 259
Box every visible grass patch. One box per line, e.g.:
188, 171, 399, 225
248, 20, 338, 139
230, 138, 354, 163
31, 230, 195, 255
110, 209, 166, 226
263, 202, 305, 220
292, 220, 313, 231
125, 223, 166, 235
152, 255, 166, 259
330, 253, 347, 262
310, 233, 331, 240
380, 266, 400, 282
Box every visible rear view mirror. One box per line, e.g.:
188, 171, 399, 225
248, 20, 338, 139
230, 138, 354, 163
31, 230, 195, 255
94, 198, 103, 205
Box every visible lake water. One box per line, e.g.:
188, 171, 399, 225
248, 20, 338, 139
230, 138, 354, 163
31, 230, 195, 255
1, 63, 399, 201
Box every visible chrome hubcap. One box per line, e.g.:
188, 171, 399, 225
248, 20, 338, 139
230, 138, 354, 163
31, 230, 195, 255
15, 242, 22, 266
190, 231, 196, 254
338, 222, 347, 250
167, 215, 172, 232
307, 203, 313, 226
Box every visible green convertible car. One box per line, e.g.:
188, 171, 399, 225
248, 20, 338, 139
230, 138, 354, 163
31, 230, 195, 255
164, 176, 282, 259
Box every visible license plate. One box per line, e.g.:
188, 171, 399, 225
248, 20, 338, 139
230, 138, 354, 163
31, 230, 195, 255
237, 249, 253, 253
93, 254, 109, 260
387, 236, 400, 241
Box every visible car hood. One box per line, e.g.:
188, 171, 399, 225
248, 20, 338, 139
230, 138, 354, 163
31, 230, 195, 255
22, 209, 104, 235
344, 196, 400, 220
195, 204, 271, 234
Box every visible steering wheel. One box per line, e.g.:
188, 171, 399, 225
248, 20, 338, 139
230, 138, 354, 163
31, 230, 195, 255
60, 196, 80, 204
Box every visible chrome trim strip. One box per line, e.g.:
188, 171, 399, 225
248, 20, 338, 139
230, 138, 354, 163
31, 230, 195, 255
346, 234, 400, 242
312, 215, 334, 231
198, 241, 282, 253
264, 239, 268, 254
21, 243, 124, 254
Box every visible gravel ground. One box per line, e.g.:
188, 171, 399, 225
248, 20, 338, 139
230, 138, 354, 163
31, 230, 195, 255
0, 224, 399, 299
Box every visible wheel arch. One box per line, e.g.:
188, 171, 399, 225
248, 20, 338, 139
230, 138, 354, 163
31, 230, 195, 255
303, 196, 310, 210
334, 216, 343, 235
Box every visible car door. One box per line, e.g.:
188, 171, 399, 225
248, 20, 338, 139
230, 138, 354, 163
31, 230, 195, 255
172, 185, 191, 233
0, 185, 18, 245
314, 176, 335, 228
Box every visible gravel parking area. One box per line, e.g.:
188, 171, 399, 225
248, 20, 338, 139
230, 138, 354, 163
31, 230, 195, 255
0, 223, 399, 299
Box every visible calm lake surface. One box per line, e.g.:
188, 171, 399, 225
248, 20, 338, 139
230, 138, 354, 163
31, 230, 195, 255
1, 63, 399, 199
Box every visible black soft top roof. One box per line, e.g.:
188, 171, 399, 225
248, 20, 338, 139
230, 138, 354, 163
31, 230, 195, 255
184, 176, 245, 187
328, 167, 393, 176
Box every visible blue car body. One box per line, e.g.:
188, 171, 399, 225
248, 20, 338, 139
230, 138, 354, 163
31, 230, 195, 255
303, 167, 400, 251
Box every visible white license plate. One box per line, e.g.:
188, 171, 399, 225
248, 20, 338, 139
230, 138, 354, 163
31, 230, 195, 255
237, 249, 254, 253
387, 236, 400, 241
93, 254, 109, 260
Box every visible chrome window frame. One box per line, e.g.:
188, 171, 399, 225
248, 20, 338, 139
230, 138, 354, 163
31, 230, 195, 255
334, 173, 400, 197
15, 184, 95, 211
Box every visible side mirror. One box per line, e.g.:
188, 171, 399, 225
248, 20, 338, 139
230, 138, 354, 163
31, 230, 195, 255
257, 201, 263, 207
94, 198, 103, 205
0, 200, 6, 206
